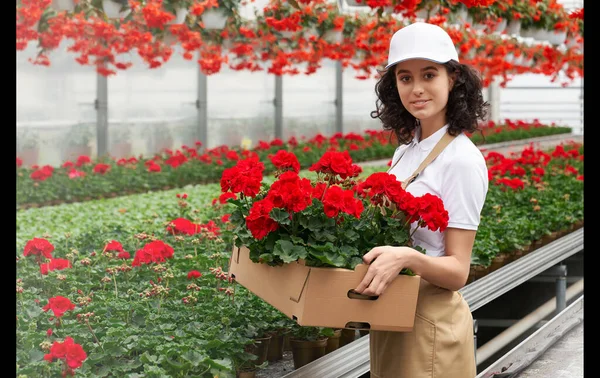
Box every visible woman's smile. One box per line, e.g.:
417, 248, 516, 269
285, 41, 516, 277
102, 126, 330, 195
411, 99, 430, 109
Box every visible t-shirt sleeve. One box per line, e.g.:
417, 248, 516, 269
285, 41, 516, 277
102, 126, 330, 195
441, 153, 489, 230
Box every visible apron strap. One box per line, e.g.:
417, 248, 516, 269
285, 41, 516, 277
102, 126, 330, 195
388, 131, 457, 190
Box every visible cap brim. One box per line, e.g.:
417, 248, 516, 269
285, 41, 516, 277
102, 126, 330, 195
385, 55, 457, 70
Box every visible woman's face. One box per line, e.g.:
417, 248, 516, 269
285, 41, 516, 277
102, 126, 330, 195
393, 59, 454, 127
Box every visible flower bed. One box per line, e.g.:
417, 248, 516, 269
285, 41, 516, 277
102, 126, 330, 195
16, 121, 571, 209
16, 141, 583, 377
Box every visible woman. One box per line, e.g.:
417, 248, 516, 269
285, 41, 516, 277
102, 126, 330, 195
354, 22, 490, 378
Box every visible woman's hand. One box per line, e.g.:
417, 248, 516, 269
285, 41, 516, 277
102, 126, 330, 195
354, 246, 415, 297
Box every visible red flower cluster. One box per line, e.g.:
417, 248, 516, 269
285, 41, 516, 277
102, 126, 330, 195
93, 163, 111, 174
222, 150, 450, 248
132, 240, 174, 267
42, 295, 75, 318
220, 155, 264, 197
187, 270, 202, 280
103, 240, 130, 259
145, 159, 162, 172
245, 198, 280, 240
322, 185, 364, 219
44, 336, 87, 372
355, 172, 449, 232
165, 153, 188, 168
166, 218, 202, 235
40, 258, 72, 275
308, 150, 362, 179
22, 238, 74, 274
268, 150, 301, 173
23, 237, 54, 259
30, 165, 54, 181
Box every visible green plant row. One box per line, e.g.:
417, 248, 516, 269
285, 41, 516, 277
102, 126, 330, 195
16, 142, 583, 377
17, 142, 583, 266
16, 124, 572, 209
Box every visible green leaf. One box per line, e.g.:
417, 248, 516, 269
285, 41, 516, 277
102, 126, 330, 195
28, 349, 45, 363
274, 240, 307, 263
181, 350, 205, 367
205, 357, 233, 371
270, 208, 291, 225
203, 339, 225, 351
258, 253, 273, 263
164, 355, 189, 370
140, 352, 159, 364
25, 304, 43, 319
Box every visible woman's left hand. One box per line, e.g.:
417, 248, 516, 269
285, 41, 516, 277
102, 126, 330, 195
354, 246, 412, 296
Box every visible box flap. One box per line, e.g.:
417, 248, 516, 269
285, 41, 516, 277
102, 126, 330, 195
289, 269, 311, 303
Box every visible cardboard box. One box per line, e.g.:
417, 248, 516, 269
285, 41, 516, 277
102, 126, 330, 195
228, 245, 420, 332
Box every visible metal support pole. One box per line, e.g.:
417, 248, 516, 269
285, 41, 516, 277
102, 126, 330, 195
487, 76, 500, 123
335, 60, 343, 134
473, 319, 478, 366
197, 67, 208, 151
555, 264, 567, 314
95, 72, 108, 158
274, 75, 283, 140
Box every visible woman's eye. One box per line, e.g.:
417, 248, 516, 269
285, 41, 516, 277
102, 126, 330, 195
424, 73, 435, 79
399, 76, 410, 82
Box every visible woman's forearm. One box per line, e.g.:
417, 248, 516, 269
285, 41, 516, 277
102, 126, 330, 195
406, 248, 470, 291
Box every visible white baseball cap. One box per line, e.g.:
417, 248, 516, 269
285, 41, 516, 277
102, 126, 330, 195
385, 22, 459, 70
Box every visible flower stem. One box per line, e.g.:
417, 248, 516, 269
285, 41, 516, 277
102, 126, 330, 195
86, 319, 104, 350
113, 273, 118, 299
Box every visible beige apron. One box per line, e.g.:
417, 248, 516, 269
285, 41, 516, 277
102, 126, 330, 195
369, 131, 476, 378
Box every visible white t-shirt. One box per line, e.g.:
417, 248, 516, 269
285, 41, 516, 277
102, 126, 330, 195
388, 124, 488, 257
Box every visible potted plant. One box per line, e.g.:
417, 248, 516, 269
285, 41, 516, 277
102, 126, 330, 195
414, 0, 441, 20
222, 149, 447, 270
492, 0, 533, 36
163, 0, 192, 24
520, 0, 569, 43
324, 327, 343, 354
262, 307, 294, 362
17, 127, 41, 167
198, 0, 240, 30
102, 0, 130, 19
50, 0, 76, 11
466, 2, 507, 34
288, 325, 329, 369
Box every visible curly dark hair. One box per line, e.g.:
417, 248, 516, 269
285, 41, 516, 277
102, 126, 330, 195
370, 60, 489, 145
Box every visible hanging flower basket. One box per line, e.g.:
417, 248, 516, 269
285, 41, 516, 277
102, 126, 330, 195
415, 4, 439, 20
491, 18, 507, 35
323, 30, 343, 44
102, 0, 130, 19
51, 0, 75, 11
450, 3, 469, 24
167, 7, 189, 25
345, 0, 368, 7
548, 30, 567, 46
201, 8, 229, 30
506, 19, 521, 37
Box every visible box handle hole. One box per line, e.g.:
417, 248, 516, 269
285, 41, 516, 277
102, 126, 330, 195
347, 289, 379, 300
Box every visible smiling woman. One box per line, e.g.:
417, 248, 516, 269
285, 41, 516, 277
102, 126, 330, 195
366, 22, 490, 378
